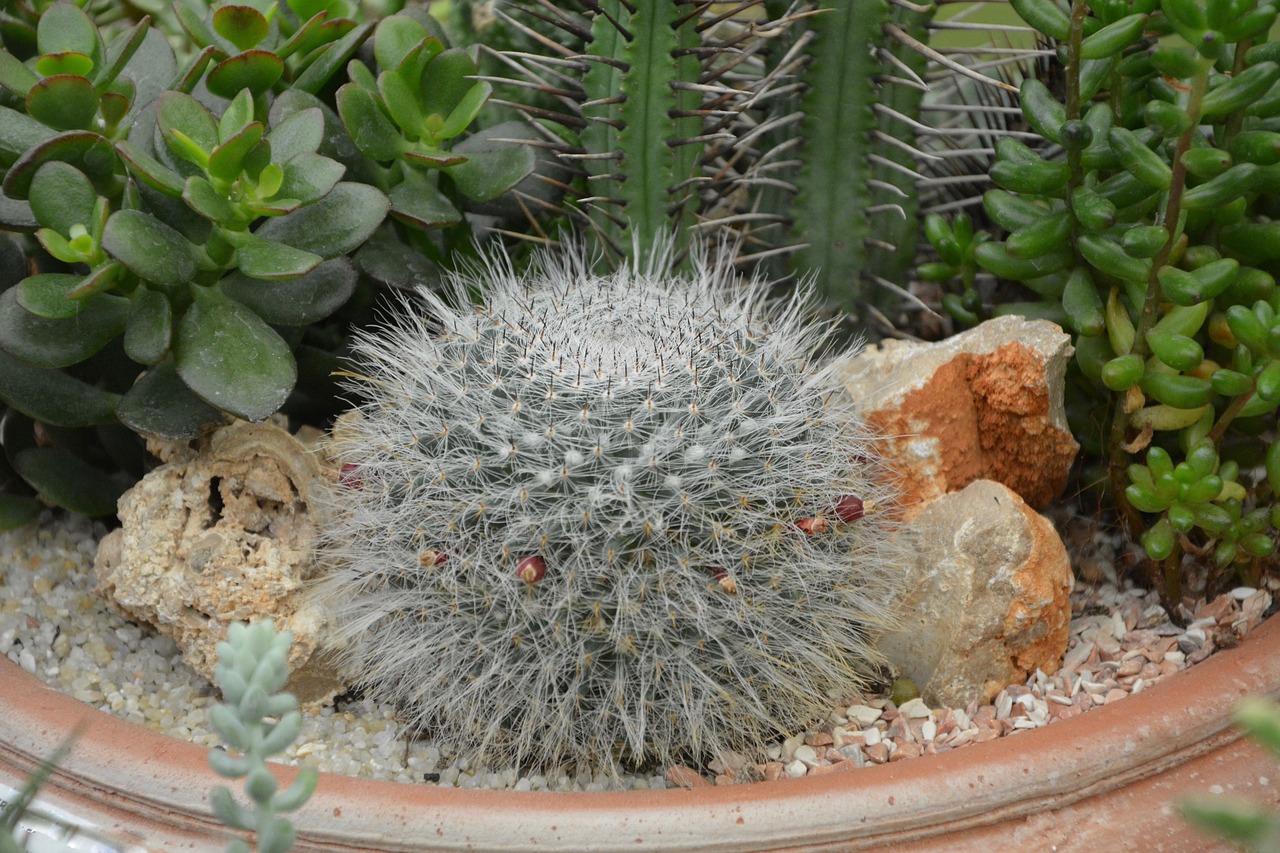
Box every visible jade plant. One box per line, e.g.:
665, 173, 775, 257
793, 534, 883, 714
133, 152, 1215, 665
0, 0, 533, 527
207, 619, 315, 853
925, 0, 1280, 605
313, 244, 904, 774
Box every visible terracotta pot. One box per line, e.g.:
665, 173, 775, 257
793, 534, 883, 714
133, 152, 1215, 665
4, 615, 1280, 853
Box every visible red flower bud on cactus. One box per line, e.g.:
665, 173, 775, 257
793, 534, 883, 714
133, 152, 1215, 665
339, 463, 363, 489
795, 516, 830, 535
834, 496, 865, 523
517, 555, 546, 584
706, 566, 737, 595
419, 550, 447, 567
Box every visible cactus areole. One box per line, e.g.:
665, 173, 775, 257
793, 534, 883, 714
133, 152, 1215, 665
313, 243, 903, 774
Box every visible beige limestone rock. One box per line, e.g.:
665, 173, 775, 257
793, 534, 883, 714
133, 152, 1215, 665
838, 316, 1078, 518
93, 421, 344, 705
878, 479, 1074, 708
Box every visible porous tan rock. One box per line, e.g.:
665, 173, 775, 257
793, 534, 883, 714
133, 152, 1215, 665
878, 479, 1074, 708
93, 421, 344, 705
838, 316, 1078, 518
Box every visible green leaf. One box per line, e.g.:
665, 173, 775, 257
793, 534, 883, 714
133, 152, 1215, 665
378, 70, 424, 136
446, 144, 536, 203
123, 286, 172, 365
420, 48, 475, 120
0, 350, 121, 427
229, 230, 324, 279
292, 21, 373, 95
353, 222, 440, 290
35, 51, 93, 78
208, 121, 266, 184
17, 273, 88, 319
98, 17, 152, 92
388, 168, 459, 229
439, 82, 491, 141
0, 50, 39, 98
213, 5, 271, 52
276, 152, 344, 203
219, 88, 256, 143
183, 175, 237, 223
221, 257, 356, 324
116, 359, 223, 440
0, 287, 128, 368
206, 50, 286, 99
26, 74, 100, 131
28, 161, 98, 235
254, 181, 388, 257
335, 82, 405, 161
2, 130, 118, 201
13, 447, 122, 516
373, 15, 431, 75
157, 91, 220, 156
0, 106, 55, 162
174, 289, 296, 421
37, 2, 102, 69
0, 495, 41, 531
102, 209, 200, 286
116, 140, 186, 197
266, 107, 325, 163
171, 45, 218, 95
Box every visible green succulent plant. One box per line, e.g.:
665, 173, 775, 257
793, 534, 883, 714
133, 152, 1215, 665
0, 0, 532, 526
925, 0, 1280, 604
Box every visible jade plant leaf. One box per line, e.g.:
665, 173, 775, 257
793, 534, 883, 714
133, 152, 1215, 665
0, 287, 129, 368
292, 21, 372, 95
373, 15, 430, 74
0, 494, 42, 531
231, 231, 325, 280
3, 131, 117, 200
213, 5, 271, 52
183, 175, 236, 222
220, 257, 356, 324
446, 143, 536, 203
28, 161, 97, 234
206, 50, 286, 99
336, 83, 405, 161
353, 222, 440, 290
266, 107, 325, 163
35, 52, 94, 77
0, 350, 121, 427
0, 51, 40, 98
13, 447, 122, 516
114, 28, 177, 112
101, 209, 201, 285
17, 273, 88, 319
37, 2, 102, 69
388, 168, 459, 229
419, 48, 475, 119
174, 289, 297, 421
276, 151, 344, 203
123, 286, 172, 365
157, 91, 219, 156
208, 121, 266, 183
117, 358, 223, 440
116, 140, 186, 197
254, 180, 388, 257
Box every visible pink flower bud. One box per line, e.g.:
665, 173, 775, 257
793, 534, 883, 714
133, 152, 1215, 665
834, 496, 865, 523
795, 516, 830, 535
517, 555, 546, 584
339, 463, 362, 489
419, 550, 447, 567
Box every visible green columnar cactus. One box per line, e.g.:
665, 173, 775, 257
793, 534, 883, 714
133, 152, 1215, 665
313, 243, 904, 773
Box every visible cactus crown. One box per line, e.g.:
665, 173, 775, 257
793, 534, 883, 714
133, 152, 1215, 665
314, 241, 904, 774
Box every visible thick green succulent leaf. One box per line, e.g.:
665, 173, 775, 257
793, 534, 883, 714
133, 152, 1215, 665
213, 5, 271, 52
172, 0, 225, 51
102, 209, 201, 286
208, 121, 266, 184
0, 350, 121, 427
291, 21, 373, 95
266, 107, 325, 162
439, 82, 491, 141
446, 143, 536, 203
219, 89, 255, 142
419, 48, 475, 120
388, 168, 459, 229
158, 91, 220, 157
378, 70, 424, 136
3, 131, 117, 201
230, 230, 325, 279
115, 28, 177, 111
221, 257, 356, 324
116, 140, 187, 196
254, 181, 388, 257
0, 106, 55, 160
36, 52, 93, 78
184, 175, 237, 222
174, 289, 297, 421
276, 152, 344, 204
0, 50, 39, 97
0, 192, 38, 231
336, 82, 405, 161
269, 89, 370, 181
37, 2, 103, 70
0, 234, 28, 284
17, 273, 88, 318
0, 494, 42, 531
117, 358, 223, 440
207, 50, 285, 99
28, 161, 98, 235
98, 17, 151, 91
0, 287, 129, 368
26, 74, 100, 131
123, 286, 172, 365
373, 15, 431, 75
13, 447, 121, 516
353, 222, 440, 290
66, 261, 123, 302
171, 45, 218, 95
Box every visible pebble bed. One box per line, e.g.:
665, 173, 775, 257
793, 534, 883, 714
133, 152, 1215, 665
1, 510, 1275, 792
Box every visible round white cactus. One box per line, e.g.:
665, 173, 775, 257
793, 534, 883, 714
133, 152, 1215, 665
312, 244, 904, 774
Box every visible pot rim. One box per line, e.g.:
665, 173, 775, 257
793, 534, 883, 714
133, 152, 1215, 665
2, 613, 1277, 852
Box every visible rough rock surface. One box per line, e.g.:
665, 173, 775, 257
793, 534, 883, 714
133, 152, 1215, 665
878, 479, 1074, 708
93, 421, 343, 704
838, 316, 1078, 518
